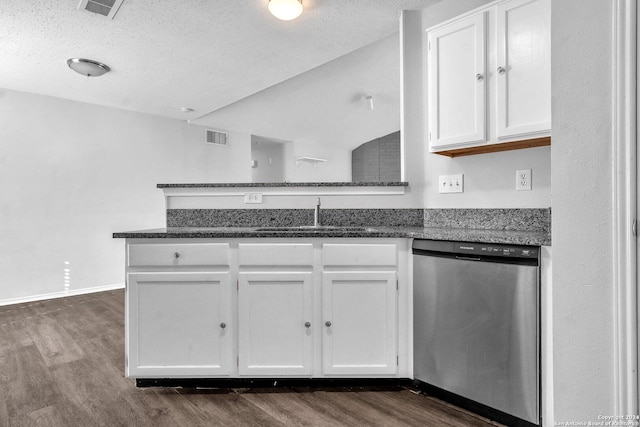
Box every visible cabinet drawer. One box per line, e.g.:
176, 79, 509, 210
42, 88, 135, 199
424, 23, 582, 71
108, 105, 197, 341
238, 243, 313, 266
128, 243, 229, 267
323, 244, 396, 267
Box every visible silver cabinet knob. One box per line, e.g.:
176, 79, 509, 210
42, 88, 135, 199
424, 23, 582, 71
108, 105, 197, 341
325, 321, 332, 327
304, 322, 311, 328
174, 252, 181, 259
220, 322, 226, 329
497, 67, 506, 74
475, 73, 484, 81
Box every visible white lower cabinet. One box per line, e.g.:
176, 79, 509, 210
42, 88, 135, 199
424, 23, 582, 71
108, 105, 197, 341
124, 238, 409, 379
238, 271, 313, 376
322, 271, 397, 375
127, 272, 232, 377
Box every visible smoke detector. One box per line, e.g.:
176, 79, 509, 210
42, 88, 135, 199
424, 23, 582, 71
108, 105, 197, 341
78, 0, 125, 19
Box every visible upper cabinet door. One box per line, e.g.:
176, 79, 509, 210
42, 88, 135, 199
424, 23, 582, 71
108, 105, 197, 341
496, 0, 551, 139
428, 12, 486, 149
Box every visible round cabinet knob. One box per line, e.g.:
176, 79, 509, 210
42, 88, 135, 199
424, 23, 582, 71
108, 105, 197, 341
304, 322, 311, 328
174, 252, 181, 259
497, 67, 506, 74
325, 321, 332, 327
475, 73, 484, 81
220, 322, 226, 329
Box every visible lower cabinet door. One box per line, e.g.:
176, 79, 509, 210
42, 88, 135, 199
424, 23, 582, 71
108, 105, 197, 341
238, 272, 313, 376
322, 271, 398, 375
127, 272, 232, 377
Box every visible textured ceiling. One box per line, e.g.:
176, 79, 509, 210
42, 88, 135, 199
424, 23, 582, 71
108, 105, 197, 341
0, 0, 440, 145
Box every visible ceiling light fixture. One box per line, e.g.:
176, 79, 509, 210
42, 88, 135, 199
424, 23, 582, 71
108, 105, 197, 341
67, 58, 110, 77
268, 0, 303, 21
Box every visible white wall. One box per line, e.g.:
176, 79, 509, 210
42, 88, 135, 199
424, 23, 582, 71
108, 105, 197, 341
283, 141, 351, 183
0, 88, 250, 304
424, 146, 551, 208
401, 10, 428, 204
550, 0, 617, 421
251, 141, 284, 183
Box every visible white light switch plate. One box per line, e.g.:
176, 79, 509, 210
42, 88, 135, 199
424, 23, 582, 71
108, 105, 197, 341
438, 174, 464, 193
244, 193, 263, 203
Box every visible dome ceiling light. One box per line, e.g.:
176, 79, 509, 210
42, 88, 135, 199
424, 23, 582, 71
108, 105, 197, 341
268, 0, 303, 21
66, 58, 110, 77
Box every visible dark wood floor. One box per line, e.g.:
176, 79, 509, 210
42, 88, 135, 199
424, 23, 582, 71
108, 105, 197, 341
0, 290, 502, 427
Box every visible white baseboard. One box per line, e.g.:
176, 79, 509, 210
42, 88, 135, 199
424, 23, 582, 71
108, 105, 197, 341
0, 283, 125, 307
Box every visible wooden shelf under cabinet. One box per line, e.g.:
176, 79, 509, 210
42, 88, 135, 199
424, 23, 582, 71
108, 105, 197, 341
433, 136, 550, 158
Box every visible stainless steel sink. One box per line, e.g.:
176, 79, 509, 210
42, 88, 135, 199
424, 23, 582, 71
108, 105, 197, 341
254, 226, 369, 232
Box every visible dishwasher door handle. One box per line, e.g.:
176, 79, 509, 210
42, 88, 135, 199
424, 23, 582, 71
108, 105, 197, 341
455, 255, 482, 262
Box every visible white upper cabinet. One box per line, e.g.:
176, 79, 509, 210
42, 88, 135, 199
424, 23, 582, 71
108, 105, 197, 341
496, 0, 551, 139
428, 12, 487, 149
427, 0, 550, 153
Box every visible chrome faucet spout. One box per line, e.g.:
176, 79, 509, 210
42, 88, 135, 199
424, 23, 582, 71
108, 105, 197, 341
314, 197, 321, 227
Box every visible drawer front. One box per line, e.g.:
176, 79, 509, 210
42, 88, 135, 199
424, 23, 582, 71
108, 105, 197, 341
238, 243, 313, 266
323, 244, 397, 267
128, 243, 229, 267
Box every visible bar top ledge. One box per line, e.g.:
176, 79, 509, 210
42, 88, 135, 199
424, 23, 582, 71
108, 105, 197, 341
157, 182, 409, 188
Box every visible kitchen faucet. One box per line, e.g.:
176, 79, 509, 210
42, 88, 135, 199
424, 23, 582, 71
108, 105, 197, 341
314, 197, 322, 227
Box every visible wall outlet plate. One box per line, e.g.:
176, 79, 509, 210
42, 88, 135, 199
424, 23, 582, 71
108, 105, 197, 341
244, 193, 263, 204
438, 174, 464, 193
516, 169, 532, 191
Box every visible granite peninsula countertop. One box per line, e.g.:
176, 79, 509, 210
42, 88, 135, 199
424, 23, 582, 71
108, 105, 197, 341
113, 226, 551, 246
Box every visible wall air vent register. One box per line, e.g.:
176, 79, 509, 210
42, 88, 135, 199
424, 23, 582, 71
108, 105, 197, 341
77, 0, 125, 19
205, 129, 228, 147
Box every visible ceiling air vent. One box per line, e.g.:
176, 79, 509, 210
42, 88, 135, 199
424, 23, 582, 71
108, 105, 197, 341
77, 0, 125, 19
205, 129, 228, 147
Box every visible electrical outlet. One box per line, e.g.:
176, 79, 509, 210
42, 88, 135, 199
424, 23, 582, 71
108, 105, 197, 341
516, 169, 532, 191
244, 193, 263, 204
438, 174, 464, 193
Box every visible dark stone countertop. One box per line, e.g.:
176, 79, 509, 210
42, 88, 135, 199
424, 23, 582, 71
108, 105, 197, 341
113, 226, 550, 246
157, 182, 409, 188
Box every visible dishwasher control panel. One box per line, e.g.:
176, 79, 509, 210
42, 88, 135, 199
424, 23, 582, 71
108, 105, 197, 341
413, 239, 539, 259
456, 243, 538, 258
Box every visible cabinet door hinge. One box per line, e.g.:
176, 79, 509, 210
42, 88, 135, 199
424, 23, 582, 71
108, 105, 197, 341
633, 219, 637, 236
237, 280, 239, 290
396, 279, 399, 290
396, 356, 399, 366
237, 356, 239, 367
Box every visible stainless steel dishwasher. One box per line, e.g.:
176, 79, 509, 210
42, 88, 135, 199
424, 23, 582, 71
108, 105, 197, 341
413, 239, 540, 427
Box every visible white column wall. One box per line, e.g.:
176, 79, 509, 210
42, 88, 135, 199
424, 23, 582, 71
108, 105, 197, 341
551, 0, 617, 421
